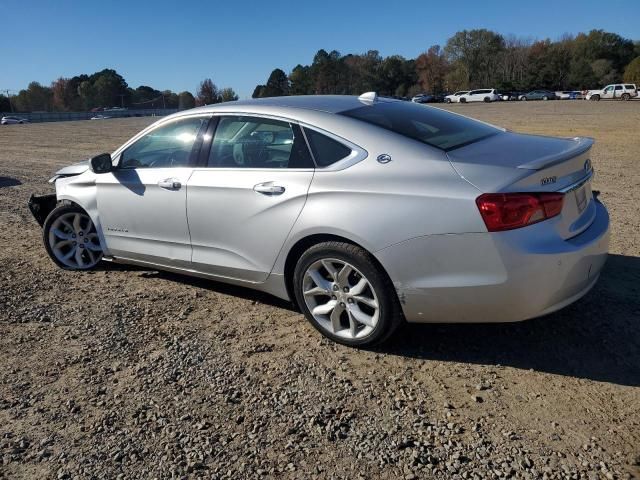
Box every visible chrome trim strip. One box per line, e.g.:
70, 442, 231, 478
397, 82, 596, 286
559, 169, 594, 193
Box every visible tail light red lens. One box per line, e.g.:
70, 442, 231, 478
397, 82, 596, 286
476, 192, 565, 232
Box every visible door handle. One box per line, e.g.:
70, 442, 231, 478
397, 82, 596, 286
253, 182, 285, 195
158, 178, 182, 190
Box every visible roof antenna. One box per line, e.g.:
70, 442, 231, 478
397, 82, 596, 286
358, 91, 378, 104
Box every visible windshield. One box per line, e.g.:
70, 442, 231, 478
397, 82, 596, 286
340, 101, 499, 151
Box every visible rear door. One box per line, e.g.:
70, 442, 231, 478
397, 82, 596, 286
96, 116, 208, 267
186, 115, 315, 281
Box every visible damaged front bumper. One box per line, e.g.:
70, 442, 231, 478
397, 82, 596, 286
28, 193, 57, 226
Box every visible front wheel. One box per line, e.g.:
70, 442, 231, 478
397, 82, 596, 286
43, 204, 103, 270
520, 96, 527, 101
445, 98, 451, 103
542, 96, 549, 101
293, 242, 403, 347
590, 95, 600, 101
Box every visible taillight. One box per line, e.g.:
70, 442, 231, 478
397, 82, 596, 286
476, 192, 564, 232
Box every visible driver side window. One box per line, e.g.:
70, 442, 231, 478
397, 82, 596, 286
119, 117, 206, 169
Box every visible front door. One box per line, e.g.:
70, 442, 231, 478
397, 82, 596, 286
187, 115, 315, 282
96, 116, 208, 267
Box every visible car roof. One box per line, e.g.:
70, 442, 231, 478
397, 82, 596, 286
187, 95, 397, 116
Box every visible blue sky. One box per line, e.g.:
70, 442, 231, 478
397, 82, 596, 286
2, 0, 638, 99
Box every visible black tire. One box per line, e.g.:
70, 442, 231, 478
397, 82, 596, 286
621, 93, 630, 101
292, 241, 403, 347
483, 97, 490, 103
43, 203, 102, 271
591, 95, 600, 101
445, 98, 451, 103
459, 97, 466, 103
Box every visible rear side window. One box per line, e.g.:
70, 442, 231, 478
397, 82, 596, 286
624, 84, 635, 90
340, 101, 499, 151
303, 128, 352, 167
207, 116, 314, 168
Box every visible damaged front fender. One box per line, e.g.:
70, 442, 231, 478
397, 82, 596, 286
28, 193, 57, 226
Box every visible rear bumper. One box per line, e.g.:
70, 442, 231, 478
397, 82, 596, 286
376, 200, 610, 323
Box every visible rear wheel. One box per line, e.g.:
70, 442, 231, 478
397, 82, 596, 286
483, 97, 490, 103
520, 96, 527, 101
621, 93, 630, 101
43, 204, 102, 270
293, 242, 402, 347
445, 98, 451, 104
542, 96, 549, 100
459, 98, 466, 103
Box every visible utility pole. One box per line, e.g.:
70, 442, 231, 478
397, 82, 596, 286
3, 89, 14, 113
118, 93, 126, 108
162, 94, 165, 109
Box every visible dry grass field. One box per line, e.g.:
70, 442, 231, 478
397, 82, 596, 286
0, 101, 639, 479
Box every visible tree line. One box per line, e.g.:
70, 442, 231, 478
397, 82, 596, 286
0, 69, 238, 113
3, 28, 639, 113
252, 29, 640, 98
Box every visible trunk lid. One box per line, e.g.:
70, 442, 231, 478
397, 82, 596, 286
447, 132, 596, 239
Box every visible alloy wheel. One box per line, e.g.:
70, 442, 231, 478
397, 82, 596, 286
302, 258, 379, 340
48, 211, 102, 268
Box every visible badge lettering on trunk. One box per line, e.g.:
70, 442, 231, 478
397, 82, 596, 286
541, 176, 557, 186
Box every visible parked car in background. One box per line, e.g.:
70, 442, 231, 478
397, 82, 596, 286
444, 91, 469, 103
586, 84, 638, 101
90, 115, 112, 120
411, 93, 437, 104
28, 93, 610, 347
556, 91, 584, 100
519, 90, 557, 101
458, 89, 501, 103
1, 116, 29, 125
498, 91, 524, 101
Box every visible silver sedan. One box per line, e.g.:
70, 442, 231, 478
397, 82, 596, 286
30, 93, 609, 347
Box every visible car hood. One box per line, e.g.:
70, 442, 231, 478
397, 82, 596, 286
55, 160, 90, 176
49, 160, 90, 183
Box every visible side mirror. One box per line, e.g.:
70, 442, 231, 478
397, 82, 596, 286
90, 153, 113, 174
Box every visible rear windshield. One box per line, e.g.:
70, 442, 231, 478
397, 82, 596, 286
340, 101, 499, 151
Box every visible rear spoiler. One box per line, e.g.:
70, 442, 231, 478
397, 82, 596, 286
517, 137, 594, 170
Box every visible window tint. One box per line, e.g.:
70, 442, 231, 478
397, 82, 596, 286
120, 117, 206, 169
615, 86, 623, 90
340, 101, 499, 151
207, 116, 313, 168
303, 128, 352, 167
624, 84, 635, 90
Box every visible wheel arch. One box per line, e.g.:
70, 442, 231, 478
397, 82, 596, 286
282, 233, 396, 308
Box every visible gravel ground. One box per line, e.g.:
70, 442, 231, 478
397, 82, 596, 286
0, 101, 639, 479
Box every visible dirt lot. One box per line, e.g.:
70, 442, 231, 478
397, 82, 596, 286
0, 102, 639, 480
